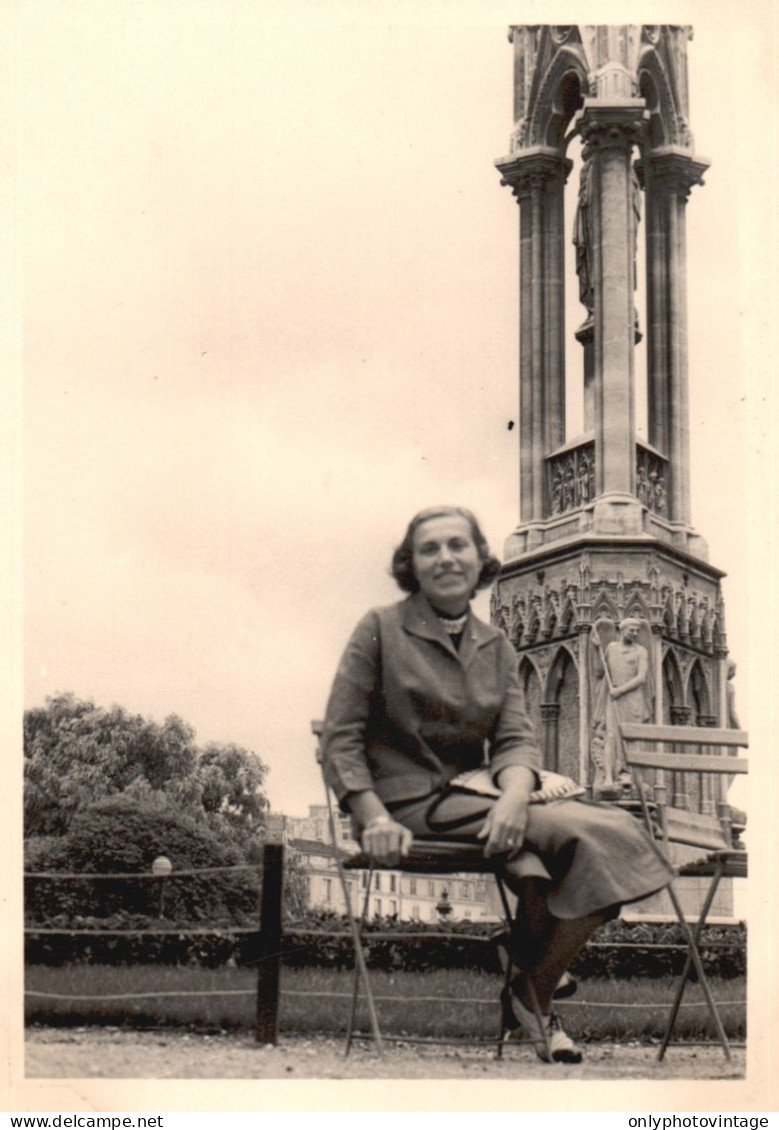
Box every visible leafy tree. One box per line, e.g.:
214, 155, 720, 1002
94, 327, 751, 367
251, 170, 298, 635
23, 693, 268, 849
23, 693, 310, 931
197, 742, 268, 851
25, 796, 259, 923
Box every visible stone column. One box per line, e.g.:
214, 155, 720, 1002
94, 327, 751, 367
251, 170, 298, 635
497, 148, 570, 523
576, 624, 591, 788
716, 650, 730, 728
645, 150, 709, 523
540, 702, 561, 772
639, 159, 669, 458
544, 167, 568, 456
669, 704, 692, 809
575, 321, 596, 433
696, 712, 718, 814
579, 105, 645, 501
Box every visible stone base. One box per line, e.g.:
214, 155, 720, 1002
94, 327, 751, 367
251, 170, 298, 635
627, 875, 736, 921
504, 495, 709, 563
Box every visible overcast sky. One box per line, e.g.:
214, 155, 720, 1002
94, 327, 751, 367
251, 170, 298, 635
21, 1, 773, 817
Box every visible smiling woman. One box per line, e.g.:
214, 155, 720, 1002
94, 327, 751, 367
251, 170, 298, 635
319, 505, 674, 1064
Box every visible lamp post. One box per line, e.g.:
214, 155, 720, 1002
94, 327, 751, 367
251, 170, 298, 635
436, 887, 453, 923
151, 855, 172, 918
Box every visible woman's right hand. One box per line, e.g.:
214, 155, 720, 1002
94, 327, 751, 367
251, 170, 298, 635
361, 815, 414, 867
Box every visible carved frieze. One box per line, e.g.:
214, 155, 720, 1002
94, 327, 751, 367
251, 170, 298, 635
547, 442, 595, 516
636, 444, 669, 515
494, 553, 724, 655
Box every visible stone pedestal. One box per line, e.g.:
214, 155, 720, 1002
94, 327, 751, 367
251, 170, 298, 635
493, 26, 737, 919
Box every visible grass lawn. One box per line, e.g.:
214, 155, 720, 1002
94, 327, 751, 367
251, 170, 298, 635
25, 965, 746, 1044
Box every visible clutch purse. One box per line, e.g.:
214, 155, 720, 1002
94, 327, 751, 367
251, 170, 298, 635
448, 766, 585, 804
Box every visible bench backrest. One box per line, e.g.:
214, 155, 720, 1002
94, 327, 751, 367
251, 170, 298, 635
619, 723, 748, 851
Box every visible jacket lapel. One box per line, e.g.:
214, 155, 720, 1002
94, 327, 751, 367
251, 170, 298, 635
402, 592, 497, 665
402, 592, 456, 654
458, 614, 498, 668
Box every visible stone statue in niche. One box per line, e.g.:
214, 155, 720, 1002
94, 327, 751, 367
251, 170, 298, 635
573, 159, 594, 317
653, 476, 666, 515
578, 456, 591, 503
726, 659, 740, 729
574, 160, 641, 320
636, 466, 649, 505
563, 465, 576, 510
589, 617, 654, 799
551, 465, 564, 514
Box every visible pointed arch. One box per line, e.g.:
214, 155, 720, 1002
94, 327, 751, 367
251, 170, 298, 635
543, 646, 580, 778
637, 44, 685, 149
559, 595, 577, 636
518, 656, 543, 740
622, 590, 651, 622
688, 658, 712, 719
662, 648, 684, 724
526, 46, 589, 149
590, 593, 621, 624
525, 607, 541, 645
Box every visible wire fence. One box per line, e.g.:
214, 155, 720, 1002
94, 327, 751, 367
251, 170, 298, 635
24, 853, 745, 1044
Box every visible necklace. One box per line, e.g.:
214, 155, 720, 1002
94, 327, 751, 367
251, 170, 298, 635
436, 611, 468, 635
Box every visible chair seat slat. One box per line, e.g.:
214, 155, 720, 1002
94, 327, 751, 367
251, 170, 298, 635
623, 750, 749, 774
620, 723, 748, 747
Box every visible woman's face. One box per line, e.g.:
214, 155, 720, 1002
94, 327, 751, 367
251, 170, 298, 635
411, 514, 482, 614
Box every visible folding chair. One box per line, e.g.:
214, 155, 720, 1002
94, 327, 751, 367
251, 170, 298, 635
311, 720, 550, 1058
619, 721, 748, 1061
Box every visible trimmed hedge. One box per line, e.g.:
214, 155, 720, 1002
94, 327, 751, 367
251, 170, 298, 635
24, 911, 746, 979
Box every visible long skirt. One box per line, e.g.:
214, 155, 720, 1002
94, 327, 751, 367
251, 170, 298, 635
390, 787, 674, 920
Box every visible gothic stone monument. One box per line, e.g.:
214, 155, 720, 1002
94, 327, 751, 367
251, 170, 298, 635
490, 27, 738, 914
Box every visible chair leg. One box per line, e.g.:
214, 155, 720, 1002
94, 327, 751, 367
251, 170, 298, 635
658, 867, 724, 1060
342, 865, 383, 1056
496, 947, 514, 1058
494, 879, 552, 1063
663, 878, 731, 1062
524, 975, 553, 1062
324, 787, 384, 1056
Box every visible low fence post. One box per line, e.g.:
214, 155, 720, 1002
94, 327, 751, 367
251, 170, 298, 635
255, 842, 284, 1044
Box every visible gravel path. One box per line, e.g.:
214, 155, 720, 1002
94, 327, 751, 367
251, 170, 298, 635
25, 1028, 746, 1081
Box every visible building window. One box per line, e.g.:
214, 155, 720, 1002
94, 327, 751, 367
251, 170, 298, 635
461, 882, 469, 899
361, 872, 368, 889
375, 899, 382, 918
324, 878, 332, 904
409, 878, 417, 895
374, 873, 381, 891
389, 874, 397, 892
390, 900, 397, 916
428, 880, 435, 897
412, 904, 420, 920
430, 906, 437, 921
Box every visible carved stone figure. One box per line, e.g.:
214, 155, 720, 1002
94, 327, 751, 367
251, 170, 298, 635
590, 617, 654, 797
564, 464, 576, 510
653, 476, 667, 515
573, 159, 594, 316
636, 466, 649, 505
577, 457, 591, 504
551, 466, 564, 514
726, 660, 740, 729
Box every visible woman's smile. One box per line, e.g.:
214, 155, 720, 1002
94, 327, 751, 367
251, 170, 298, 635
411, 515, 481, 614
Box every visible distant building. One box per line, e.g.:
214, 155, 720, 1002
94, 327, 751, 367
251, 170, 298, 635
270, 805, 499, 922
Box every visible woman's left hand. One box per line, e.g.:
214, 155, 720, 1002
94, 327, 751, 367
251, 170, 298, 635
477, 790, 530, 857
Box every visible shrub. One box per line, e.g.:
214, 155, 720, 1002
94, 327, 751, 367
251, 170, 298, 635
25, 797, 259, 925
25, 911, 746, 976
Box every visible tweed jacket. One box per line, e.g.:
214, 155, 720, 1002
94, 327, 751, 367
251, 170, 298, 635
321, 592, 542, 811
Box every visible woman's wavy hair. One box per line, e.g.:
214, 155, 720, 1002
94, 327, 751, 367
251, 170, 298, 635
390, 506, 502, 596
